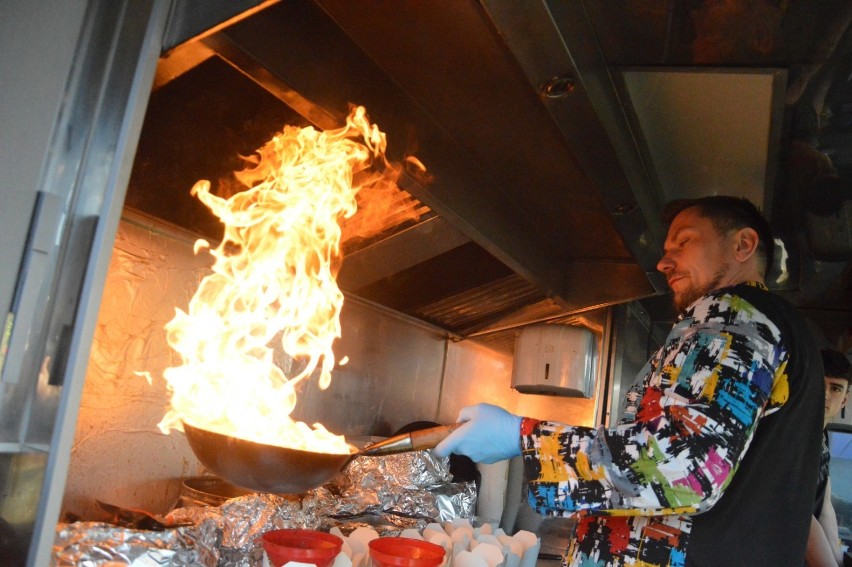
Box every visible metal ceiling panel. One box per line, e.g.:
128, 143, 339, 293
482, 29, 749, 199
480, 0, 669, 293
619, 68, 786, 213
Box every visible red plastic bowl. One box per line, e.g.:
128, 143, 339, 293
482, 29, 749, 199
368, 537, 446, 567
262, 529, 343, 567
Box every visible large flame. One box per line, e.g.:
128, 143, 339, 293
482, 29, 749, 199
158, 106, 416, 454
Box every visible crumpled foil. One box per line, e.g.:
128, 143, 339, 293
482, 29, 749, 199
53, 492, 319, 566
318, 450, 475, 522
52, 451, 475, 566
52, 520, 217, 566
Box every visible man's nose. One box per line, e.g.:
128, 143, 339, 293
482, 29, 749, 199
657, 254, 674, 273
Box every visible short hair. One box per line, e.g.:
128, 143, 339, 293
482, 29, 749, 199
662, 196, 775, 277
821, 349, 852, 384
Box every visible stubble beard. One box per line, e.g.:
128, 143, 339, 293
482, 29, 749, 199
672, 263, 729, 313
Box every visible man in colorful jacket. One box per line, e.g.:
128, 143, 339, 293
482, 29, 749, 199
436, 196, 824, 566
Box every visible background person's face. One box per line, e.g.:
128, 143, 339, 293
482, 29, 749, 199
657, 207, 733, 312
825, 376, 849, 423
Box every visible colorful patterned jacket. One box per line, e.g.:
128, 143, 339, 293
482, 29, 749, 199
520, 282, 823, 566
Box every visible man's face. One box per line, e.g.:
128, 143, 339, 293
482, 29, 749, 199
825, 376, 849, 424
657, 207, 734, 312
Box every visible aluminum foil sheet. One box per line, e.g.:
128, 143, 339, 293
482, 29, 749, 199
53, 492, 321, 566
52, 521, 216, 566
318, 450, 476, 529
52, 451, 475, 566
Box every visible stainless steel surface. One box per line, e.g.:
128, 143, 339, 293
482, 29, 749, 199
0, 1, 90, 560
336, 216, 471, 291
200, 31, 341, 131
0, 192, 64, 385
161, 0, 278, 51
290, 294, 448, 437
0, 0, 169, 564
480, 0, 667, 292
131, 0, 851, 348
132, 0, 659, 351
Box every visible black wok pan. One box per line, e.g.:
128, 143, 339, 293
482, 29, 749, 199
182, 421, 461, 494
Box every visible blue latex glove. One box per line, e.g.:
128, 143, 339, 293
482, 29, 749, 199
434, 403, 522, 464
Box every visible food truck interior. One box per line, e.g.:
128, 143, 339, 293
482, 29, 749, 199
1, 1, 850, 564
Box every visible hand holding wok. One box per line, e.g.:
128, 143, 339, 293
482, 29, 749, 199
433, 403, 522, 464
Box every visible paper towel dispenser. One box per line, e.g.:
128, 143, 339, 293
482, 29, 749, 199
511, 324, 597, 397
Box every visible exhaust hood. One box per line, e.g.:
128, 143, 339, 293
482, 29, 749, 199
125, 0, 849, 350
125, 0, 663, 353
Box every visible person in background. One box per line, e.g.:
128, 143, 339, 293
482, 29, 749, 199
807, 348, 851, 566
436, 196, 825, 566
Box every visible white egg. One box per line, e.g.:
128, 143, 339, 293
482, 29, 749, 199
471, 542, 504, 567
452, 550, 489, 567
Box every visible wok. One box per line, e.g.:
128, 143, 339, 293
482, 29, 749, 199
182, 421, 461, 494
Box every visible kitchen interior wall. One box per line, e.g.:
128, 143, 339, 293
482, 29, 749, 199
438, 337, 597, 528
439, 340, 596, 427
62, 216, 211, 520
62, 212, 601, 521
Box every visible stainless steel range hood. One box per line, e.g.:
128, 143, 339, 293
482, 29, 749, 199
132, 0, 849, 348
127, 0, 666, 351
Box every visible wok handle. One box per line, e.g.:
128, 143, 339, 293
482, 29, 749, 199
360, 422, 463, 456
409, 422, 463, 450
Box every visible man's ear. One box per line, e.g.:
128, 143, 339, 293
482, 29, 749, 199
732, 227, 759, 262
